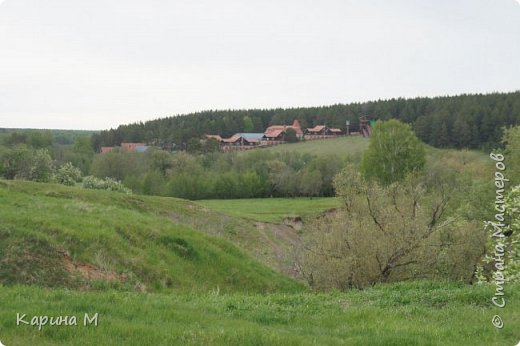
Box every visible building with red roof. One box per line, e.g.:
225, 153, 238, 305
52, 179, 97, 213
100, 146, 115, 154
305, 125, 343, 138
263, 120, 303, 141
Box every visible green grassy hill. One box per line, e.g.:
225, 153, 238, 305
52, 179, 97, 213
0, 180, 303, 293
245, 135, 369, 159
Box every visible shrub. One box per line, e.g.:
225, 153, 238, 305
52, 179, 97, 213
82, 176, 132, 194
300, 166, 484, 290
55, 162, 83, 186
29, 149, 54, 182
476, 185, 520, 283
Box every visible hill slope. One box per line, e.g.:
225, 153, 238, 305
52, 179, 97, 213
242, 135, 369, 160
0, 180, 304, 293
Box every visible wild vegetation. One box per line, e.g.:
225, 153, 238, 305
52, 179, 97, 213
0, 132, 357, 199
92, 149, 346, 199
1, 94, 519, 345
301, 165, 485, 289
299, 120, 519, 291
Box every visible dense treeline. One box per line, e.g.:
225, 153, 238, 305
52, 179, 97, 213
0, 128, 96, 146
0, 131, 95, 176
0, 129, 346, 199
90, 149, 347, 199
94, 92, 520, 150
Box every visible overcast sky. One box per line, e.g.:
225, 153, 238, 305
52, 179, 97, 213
0, 0, 519, 130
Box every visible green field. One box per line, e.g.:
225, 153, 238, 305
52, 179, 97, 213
196, 197, 340, 223
1, 281, 518, 345
246, 135, 369, 159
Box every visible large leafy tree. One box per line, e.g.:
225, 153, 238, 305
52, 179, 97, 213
360, 119, 426, 185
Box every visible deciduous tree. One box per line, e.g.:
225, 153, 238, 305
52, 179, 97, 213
360, 119, 425, 185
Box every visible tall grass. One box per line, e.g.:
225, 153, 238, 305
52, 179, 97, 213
0, 281, 518, 345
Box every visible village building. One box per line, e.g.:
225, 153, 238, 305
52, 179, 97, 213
223, 134, 255, 146
205, 133, 263, 151
100, 146, 115, 154
100, 142, 149, 153
236, 133, 264, 142
221, 133, 263, 151
133, 145, 149, 153
306, 125, 345, 136
305, 125, 343, 140
204, 118, 352, 151
263, 120, 304, 142
121, 142, 147, 152
306, 125, 329, 135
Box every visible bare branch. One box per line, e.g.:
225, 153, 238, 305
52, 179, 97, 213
365, 194, 387, 235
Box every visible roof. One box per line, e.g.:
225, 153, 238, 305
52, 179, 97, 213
121, 142, 145, 146
236, 133, 264, 140
265, 125, 285, 132
222, 134, 242, 143
264, 119, 303, 137
134, 146, 149, 153
263, 128, 285, 138
307, 125, 327, 132
205, 135, 223, 141
100, 146, 114, 153
329, 128, 342, 133
222, 134, 261, 144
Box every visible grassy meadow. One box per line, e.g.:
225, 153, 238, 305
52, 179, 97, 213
2, 177, 519, 345
196, 197, 340, 223
1, 281, 518, 345
0, 136, 518, 345
244, 135, 369, 159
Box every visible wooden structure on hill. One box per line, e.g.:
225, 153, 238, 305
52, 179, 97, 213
360, 116, 373, 137
263, 120, 304, 143
305, 125, 343, 140
100, 142, 149, 153
206, 133, 263, 152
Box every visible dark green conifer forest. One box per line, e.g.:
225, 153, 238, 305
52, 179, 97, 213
94, 92, 520, 151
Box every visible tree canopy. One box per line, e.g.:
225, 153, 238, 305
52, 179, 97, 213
360, 119, 426, 185
94, 92, 520, 151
